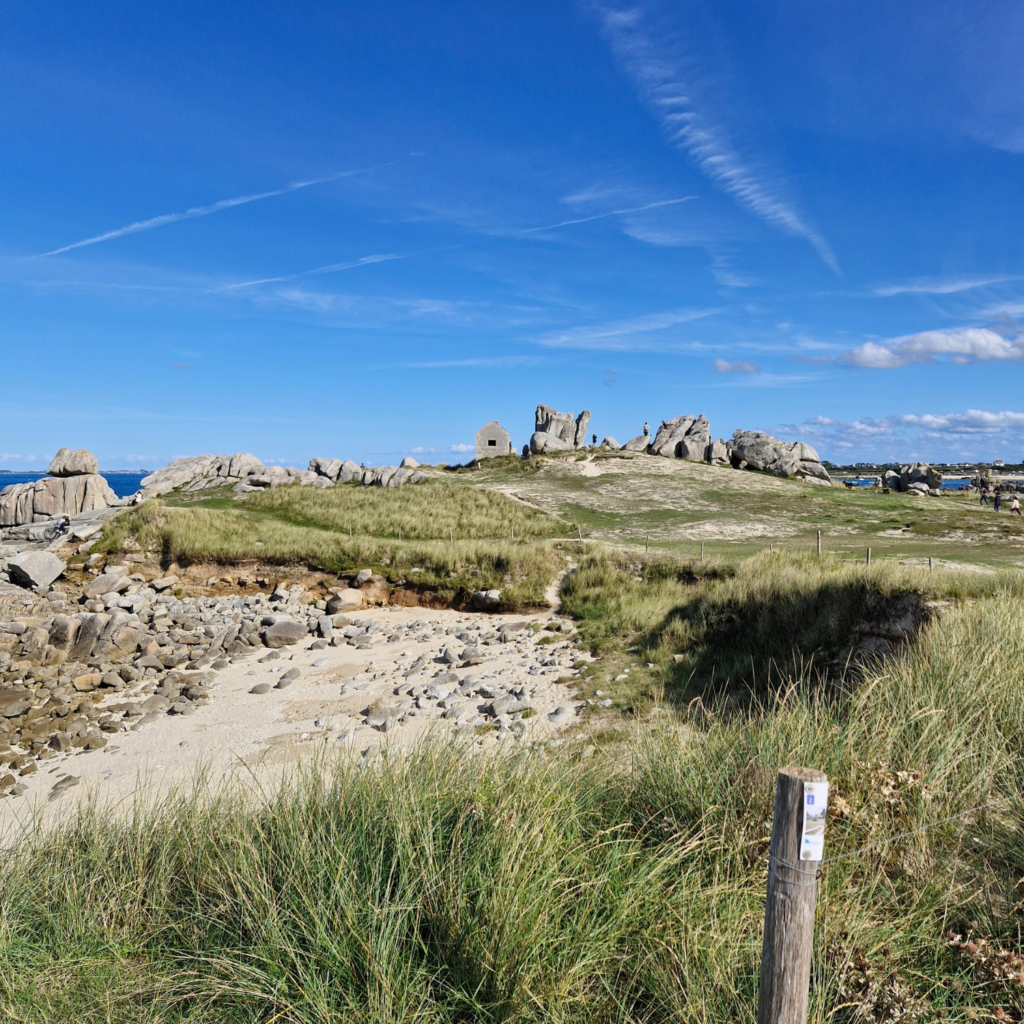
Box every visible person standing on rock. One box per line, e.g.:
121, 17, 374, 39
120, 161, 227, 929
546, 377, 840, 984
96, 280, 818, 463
643, 422, 649, 437
994, 492, 1003, 513
1011, 496, 1021, 516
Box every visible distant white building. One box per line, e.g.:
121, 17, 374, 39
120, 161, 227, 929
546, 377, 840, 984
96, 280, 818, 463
994, 460, 1006, 467
475, 420, 511, 460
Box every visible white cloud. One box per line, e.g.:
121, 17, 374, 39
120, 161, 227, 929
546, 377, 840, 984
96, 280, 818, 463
537, 308, 717, 351
595, 4, 838, 272
713, 358, 759, 374
802, 409, 1024, 456
449, 443, 474, 453
872, 275, 1018, 297
899, 410, 1024, 434
844, 328, 1024, 368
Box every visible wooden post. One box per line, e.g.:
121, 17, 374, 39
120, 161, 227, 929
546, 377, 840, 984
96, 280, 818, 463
398, 528, 402, 541
700, 540, 705, 560
866, 547, 871, 566
816, 531, 821, 556
645, 534, 649, 552
577, 524, 582, 541
770, 543, 774, 554
511, 525, 514, 542
349, 526, 352, 538
928, 556, 933, 572
449, 527, 453, 543
757, 767, 827, 1024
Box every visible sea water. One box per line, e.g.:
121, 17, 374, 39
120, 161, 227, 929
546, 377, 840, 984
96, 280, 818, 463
0, 472, 146, 499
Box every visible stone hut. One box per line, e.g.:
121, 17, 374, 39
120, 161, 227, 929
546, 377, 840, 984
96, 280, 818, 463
475, 421, 511, 460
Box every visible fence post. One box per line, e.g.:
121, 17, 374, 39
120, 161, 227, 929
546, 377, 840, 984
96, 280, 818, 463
449, 527, 453, 543
866, 547, 871, 566
577, 524, 582, 541
758, 767, 827, 1024
700, 540, 705, 560
816, 530, 821, 556
645, 534, 649, 552
928, 556, 933, 572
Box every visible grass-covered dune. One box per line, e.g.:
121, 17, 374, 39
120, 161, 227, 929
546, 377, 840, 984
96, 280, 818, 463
562, 547, 1018, 706
94, 481, 573, 610
4, 552, 1024, 1021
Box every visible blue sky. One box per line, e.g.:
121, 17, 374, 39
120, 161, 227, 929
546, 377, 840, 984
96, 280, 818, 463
3, 0, 1024, 470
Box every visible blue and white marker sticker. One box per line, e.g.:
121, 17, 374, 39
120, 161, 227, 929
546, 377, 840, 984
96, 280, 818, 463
800, 781, 829, 861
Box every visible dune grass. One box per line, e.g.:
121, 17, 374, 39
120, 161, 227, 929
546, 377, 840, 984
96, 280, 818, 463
94, 499, 573, 610
3, 580, 1024, 1021
236, 479, 571, 542
562, 547, 1016, 707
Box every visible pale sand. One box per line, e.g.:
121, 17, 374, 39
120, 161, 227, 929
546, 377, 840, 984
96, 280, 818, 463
0, 605, 589, 841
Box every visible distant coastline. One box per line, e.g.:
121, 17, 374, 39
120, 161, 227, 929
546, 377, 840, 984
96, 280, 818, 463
0, 470, 147, 499
0, 469, 150, 475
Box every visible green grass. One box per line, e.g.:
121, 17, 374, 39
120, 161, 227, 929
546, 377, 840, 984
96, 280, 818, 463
562, 546, 1014, 708
236, 480, 571, 542
94, 496, 572, 610
472, 451, 1024, 568
4, 582, 1024, 1021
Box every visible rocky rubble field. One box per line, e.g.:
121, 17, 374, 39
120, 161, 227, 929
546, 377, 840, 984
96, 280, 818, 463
0, 563, 592, 807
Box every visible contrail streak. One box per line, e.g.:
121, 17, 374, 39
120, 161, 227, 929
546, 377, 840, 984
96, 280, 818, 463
221, 253, 413, 290
512, 196, 695, 235
220, 200, 694, 290
28, 161, 401, 259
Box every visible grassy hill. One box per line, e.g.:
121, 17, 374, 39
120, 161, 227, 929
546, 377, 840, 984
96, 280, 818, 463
472, 450, 1024, 568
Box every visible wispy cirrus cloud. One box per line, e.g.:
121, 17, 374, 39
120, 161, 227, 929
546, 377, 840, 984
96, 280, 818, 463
28, 161, 399, 259
872, 275, 1019, 297
843, 327, 1024, 368
594, 3, 838, 273
537, 308, 717, 351
713, 358, 759, 374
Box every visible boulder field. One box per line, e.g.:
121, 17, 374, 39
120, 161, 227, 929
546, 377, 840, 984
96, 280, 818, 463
0, 566, 585, 802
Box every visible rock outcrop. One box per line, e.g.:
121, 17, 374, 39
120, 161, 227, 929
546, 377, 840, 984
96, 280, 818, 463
140, 454, 266, 496
308, 459, 427, 489
727, 431, 831, 485
308, 457, 361, 483
650, 415, 711, 461
48, 448, 99, 477
622, 434, 650, 452
0, 448, 116, 527
530, 405, 590, 454
881, 463, 942, 496
137, 452, 427, 497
